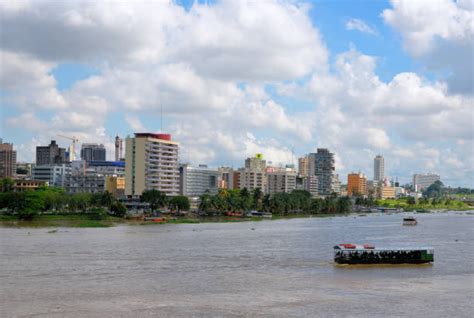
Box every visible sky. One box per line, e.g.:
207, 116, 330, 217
0, 0, 473, 187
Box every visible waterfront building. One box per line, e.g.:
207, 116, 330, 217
125, 133, 180, 197
413, 173, 441, 192
308, 148, 338, 196
266, 168, 297, 194
239, 154, 267, 192
32, 164, 70, 187
347, 173, 368, 196
374, 155, 384, 182
298, 155, 309, 177
36, 140, 66, 165
81, 143, 106, 161
180, 164, 219, 197
0, 139, 17, 178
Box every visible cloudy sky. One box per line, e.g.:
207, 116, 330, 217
1, 0, 473, 187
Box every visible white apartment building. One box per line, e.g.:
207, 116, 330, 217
374, 155, 384, 182
32, 164, 70, 187
125, 133, 180, 196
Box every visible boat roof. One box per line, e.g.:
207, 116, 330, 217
334, 244, 433, 251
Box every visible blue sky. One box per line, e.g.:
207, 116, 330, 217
1, 0, 473, 187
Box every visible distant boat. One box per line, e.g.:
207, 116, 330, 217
403, 217, 418, 226
334, 244, 434, 264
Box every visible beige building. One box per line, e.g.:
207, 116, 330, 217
298, 156, 309, 177
378, 186, 396, 199
125, 133, 180, 196
239, 154, 266, 192
0, 139, 17, 178
266, 169, 297, 194
105, 176, 125, 198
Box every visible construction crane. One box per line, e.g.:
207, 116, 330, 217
58, 135, 79, 161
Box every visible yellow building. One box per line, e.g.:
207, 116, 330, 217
379, 186, 396, 199
347, 173, 368, 196
125, 133, 180, 197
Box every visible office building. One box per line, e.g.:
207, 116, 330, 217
347, 173, 368, 196
36, 140, 66, 165
125, 133, 180, 196
413, 173, 441, 192
180, 164, 219, 197
303, 175, 319, 198
32, 164, 70, 187
308, 148, 338, 196
374, 155, 384, 182
81, 143, 106, 161
266, 169, 297, 194
0, 139, 17, 178
115, 135, 123, 161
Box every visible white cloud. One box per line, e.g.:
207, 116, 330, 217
383, 0, 474, 94
345, 18, 378, 35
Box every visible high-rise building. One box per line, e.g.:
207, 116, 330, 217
298, 155, 309, 177
303, 175, 319, 198
115, 135, 123, 161
0, 139, 17, 178
413, 173, 440, 192
80, 143, 106, 162
347, 173, 368, 196
374, 155, 384, 182
179, 164, 219, 197
308, 148, 338, 196
36, 140, 66, 165
240, 154, 266, 192
125, 133, 180, 196
266, 169, 297, 194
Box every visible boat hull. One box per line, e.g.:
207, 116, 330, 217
335, 258, 431, 265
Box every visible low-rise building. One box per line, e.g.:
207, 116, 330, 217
13, 179, 47, 191
32, 164, 70, 187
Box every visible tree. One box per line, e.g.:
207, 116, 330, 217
199, 192, 212, 213
141, 190, 167, 212
17, 191, 45, 220
110, 202, 127, 217
407, 196, 416, 205
423, 181, 444, 198
0, 177, 14, 192
252, 188, 263, 210
100, 191, 115, 209
169, 196, 190, 212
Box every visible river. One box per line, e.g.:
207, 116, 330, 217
1, 211, 473, 317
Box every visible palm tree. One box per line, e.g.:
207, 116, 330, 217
252, 188, 262, 210
199, 193, 212, 213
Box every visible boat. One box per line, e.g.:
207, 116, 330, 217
334, 244, 434, 264
403, 217, 417, 225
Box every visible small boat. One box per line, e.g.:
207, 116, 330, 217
403, 217, 417, 225
334, 244, 434, 264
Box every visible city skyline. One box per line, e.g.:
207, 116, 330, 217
1, 0, 473, 187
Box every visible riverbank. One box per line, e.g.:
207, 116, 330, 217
1, 209, 472, 228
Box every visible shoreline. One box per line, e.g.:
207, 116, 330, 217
0, 209, 472, 228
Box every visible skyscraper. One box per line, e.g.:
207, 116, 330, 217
114, 135, 123, 161
298, 155, 309, 177
374, 155, 384, 182
308, 148, 338, 196
125, 133, 180, 196
36, 140, 66, 165
240, 154, 267, 192
80, 143, 106, 161
0, 139, 17, 178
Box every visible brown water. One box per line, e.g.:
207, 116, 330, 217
1, 212, 473, 317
